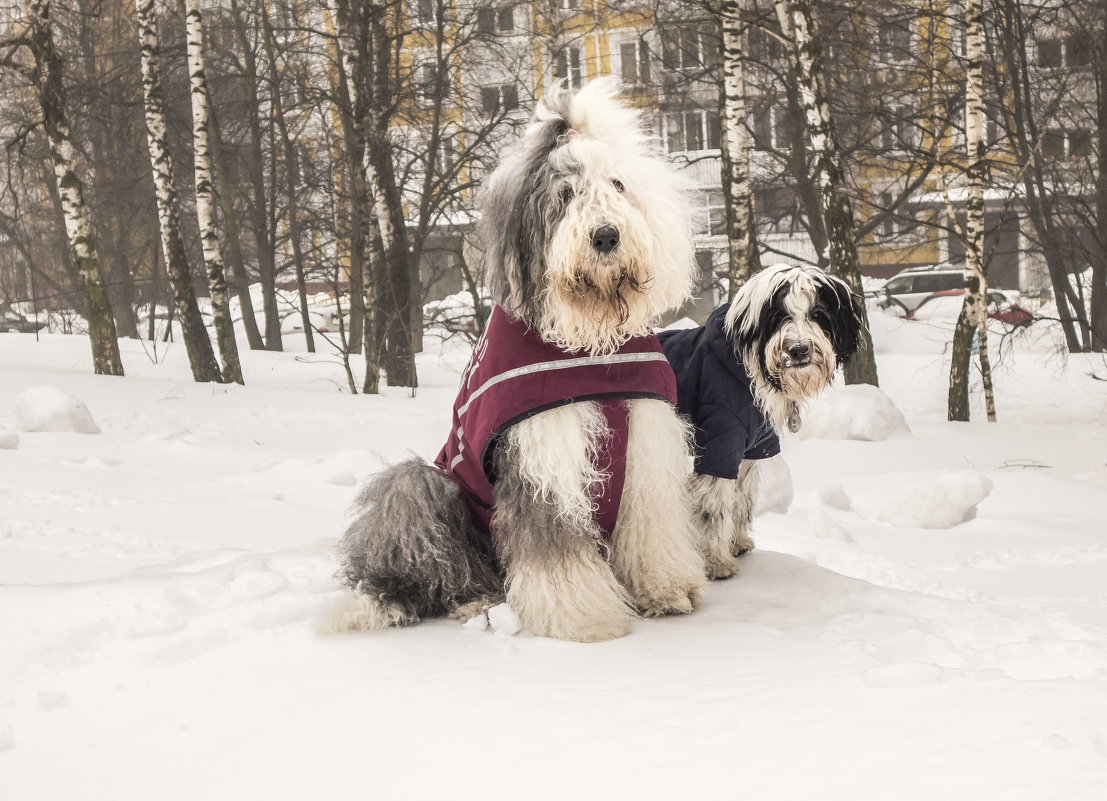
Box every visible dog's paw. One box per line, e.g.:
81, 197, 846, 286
449, 594, 506, 623
733, 533, 756, 557
703, 551, 739, 580
530, 610, 635, 643
317, 591, 415, 634
636, 578, 704, 617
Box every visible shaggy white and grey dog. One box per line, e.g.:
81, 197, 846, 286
326, 78, 705, 642
659, 263, 865, 579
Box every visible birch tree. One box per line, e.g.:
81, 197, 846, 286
948, 0, 995, 422
717, 0, 760, 298
136, 0, 222, 383
184, 0, 243, 383
774, 0, 877, 387
258, 0, 315, 354
24, 0, 123, 375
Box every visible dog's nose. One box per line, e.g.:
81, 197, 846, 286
787, 343, 811, 362
591, 225, 620, 254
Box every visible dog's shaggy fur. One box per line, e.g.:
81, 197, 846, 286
326, 78, 705, 642
673, 264, 865, 579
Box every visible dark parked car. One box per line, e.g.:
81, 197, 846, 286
1, 309, 46, 333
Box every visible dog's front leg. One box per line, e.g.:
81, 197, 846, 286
491, 402, 635, 642
611, 399, 706, 614
689, 460, 759, 580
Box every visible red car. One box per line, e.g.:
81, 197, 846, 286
905, 289, 1034, 327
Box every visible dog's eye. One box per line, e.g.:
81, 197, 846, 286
612, 178, 625, 193
559, 186, 575, 205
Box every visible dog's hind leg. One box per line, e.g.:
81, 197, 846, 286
611, 399, 707, 615
323, 458, 501, 633
492, 402, 636, 642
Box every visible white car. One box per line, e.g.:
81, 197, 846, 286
877, 268, 967, 314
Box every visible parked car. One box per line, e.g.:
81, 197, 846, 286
905, 289, 1034, 327
1, 309, 46, 333
279, 308, 339, 334
876, 267, 967, 314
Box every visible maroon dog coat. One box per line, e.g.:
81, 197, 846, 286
434, 306, 677, 536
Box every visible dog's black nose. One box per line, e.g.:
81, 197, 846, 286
787, 343, 811, 362
591, 225, 620, 254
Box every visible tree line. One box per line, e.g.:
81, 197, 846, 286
0, 0, 1103, 418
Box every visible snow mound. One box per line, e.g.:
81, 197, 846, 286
0, 430, 18, 449
799, 383, 910, 441
754, 455, 793, 515
487, 603, 521, 635
14, 386, 101, 434
877, 470, 995, 529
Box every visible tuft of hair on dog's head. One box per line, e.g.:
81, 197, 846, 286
479, 77, 695, 356
725, 263, 866, 430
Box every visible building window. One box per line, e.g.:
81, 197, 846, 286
1038, 34, 1093, 68
662, 25, 716, 72
436, 133, 458, 176
412, 0, 435, 28
873, 16, 913, 64
748, 24, 783, 63
1043, 128, 1093, 159
554, 46, 584, 89
558, 0, 579, 11
664, 110, 720, 153
497, 6, 514, 32
752, 104, 789, 152
695, 189, 726, 237
481, 84, 519, 116
414, 62, 439, 108
878, 106, 918, 152
620, 39, 651, 85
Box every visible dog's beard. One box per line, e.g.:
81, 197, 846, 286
540, 253, 655, 355
764, 328, 836, 403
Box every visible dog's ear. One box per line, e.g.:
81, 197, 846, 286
816, 277, 866, 368
482, 116, 570, 322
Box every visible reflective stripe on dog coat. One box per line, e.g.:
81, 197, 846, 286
434, 305, 678, 536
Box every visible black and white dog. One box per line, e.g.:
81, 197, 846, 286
326, 79, 706, 642
658, 263, 865, 579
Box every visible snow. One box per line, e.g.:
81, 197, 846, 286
1, 311, 1106, 800
800, 382, 911, 441
877, 470, 995, 529
14, 386, 101, 434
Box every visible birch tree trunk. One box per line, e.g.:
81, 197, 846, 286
948, 0, 995, 422
1092, 0, 1107, 351
185, 1, 243, 383
205, 93, 265, 351
998, 0, 1090, 351
774, 0, 878, 387
259, 0, 315, 354
366, 1, 416, 388
718, 0, 760, 299
327, 0, 375, 378
135, 0, 222, 383
229, 0, 283, 350
26, 0, 123, 376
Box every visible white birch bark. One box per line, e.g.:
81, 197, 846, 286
135, 0, 222, 382
185, 0, 243, 384
26, 0, 123, 376
718, 0, 759, 299
948, 0, 996, 421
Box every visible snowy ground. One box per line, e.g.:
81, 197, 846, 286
1, 311, 1106, 800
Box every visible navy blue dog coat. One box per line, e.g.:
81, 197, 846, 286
658, 304, 780, 479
